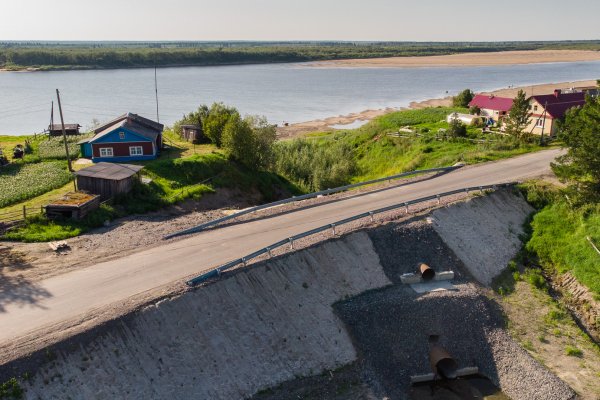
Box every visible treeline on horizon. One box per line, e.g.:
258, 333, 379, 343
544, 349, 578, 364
1, 40, 599, 70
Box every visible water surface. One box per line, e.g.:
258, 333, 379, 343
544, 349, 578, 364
1, 60, 599, 134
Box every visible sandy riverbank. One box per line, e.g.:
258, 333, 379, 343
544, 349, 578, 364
276, 79, 598, 138
309, 49, 600, 68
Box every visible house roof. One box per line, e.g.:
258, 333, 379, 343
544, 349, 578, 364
90, 113, 164, 143
469, 94, 514, 112
530, 92, 586, 119
48, 124, 81, 131
75, 162, 144, 181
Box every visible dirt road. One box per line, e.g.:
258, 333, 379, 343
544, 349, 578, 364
0, 149, 561, 347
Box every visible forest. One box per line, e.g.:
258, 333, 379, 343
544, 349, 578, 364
2, 40, 600, 70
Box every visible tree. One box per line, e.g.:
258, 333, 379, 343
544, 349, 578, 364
504, 90, 531, 141
448, 117, 467, 138
453, 89, 474, 108
203, 103, 239, 147
173, 105, 209, 139
222, 114, 276, 170
551, 95, 600, 202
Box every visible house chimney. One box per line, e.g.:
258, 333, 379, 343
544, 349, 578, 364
554, 89, 561, 98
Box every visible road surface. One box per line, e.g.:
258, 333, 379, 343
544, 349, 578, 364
0, 149, 561, 344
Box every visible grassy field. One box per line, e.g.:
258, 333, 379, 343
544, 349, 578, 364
275, 107, 544, 189
0, 161, 73, 208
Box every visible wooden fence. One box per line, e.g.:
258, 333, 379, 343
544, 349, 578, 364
0, 205, 44, 231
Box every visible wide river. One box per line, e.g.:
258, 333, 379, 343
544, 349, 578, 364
1, 60, 599, 135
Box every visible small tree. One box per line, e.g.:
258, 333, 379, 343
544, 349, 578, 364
203, 103, 239, 147
173, 105, 209, 139
504, 90, 531, 141
469, 105, 481, 115
222, 114, 276, 170
448, 117, 467, 138
453, 89, 474, 108
551, 95, 600, 202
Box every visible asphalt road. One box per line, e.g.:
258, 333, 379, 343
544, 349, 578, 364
0, 149, 561, 344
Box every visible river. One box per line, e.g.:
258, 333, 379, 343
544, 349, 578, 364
1, 60, 599, 135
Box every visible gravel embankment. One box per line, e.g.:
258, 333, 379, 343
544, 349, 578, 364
335, 283, 575, 400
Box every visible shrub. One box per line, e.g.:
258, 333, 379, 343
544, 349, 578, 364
525, 269, 547, 290
0, 377, 23, 399
453, 89, 474, 108
448, 119, 467, 138
565, 345, 583, 357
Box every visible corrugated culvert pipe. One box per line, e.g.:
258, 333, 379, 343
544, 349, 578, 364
419, 263, 436, 281
429, 345, 459, 379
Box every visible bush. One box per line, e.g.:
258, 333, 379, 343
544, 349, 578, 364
565, 345, 583, 357
0, 377, 23, 399
469, 105, 481, 115
453, 89, 474, 108
273, 140, 356, 192
222, 115, 276, 170
448, 119, 467, 138
525, 269, 547, 290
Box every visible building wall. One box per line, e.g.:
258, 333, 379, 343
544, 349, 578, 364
91, 142, 154, 158
526, 99, 557, 136
77, 176, 137, 200
480, 108, 508, 122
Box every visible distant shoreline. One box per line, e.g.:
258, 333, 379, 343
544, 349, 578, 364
2, 49, 600, 73
276, 78, 598, 139
308, 50, 600, 68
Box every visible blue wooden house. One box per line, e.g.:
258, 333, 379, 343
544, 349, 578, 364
79, 113, 163, 163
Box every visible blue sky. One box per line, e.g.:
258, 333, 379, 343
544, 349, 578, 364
1, 0, 598, 41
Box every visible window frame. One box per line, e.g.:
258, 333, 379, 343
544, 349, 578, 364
99, 147, 114, 157
119, 131, 125, 140
129, 146, 143, 156
536, 119, 544, 128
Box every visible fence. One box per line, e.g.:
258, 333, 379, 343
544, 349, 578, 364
185, 182, 517, 286
0, 205, 44, 230
164, 165, 462, 240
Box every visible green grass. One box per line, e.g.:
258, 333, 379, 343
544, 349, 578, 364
0, 161, 73, 208
526, 200, 600, 295
276, 107, 544, 187
565, 345, 583, 357
37, 134, 91, 160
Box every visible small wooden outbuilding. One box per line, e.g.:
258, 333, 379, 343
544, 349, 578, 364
75, 162, 144, 200
45, 192, 101, 220
48, 124, 81, 136
180, 124, 203, 143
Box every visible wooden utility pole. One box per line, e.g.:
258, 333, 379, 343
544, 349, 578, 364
154, 57, 160, 124
55, 89, 73, 172
540, 102, 548, 146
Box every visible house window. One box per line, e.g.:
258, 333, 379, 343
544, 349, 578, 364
534, 105, 538, 112
119, 131, 125, 139
536, 119, 544, 128
129, 146, 143, 156
99, 147, 114, 157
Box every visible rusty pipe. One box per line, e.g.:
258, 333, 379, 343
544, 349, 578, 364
419, 263, 435, 281
429, 345, 458, 379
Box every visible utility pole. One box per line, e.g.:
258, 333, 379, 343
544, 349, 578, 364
56, 89, 73, 172
50, 101, 54, 135
540, 102, 547, 146
154, 57, 160, 124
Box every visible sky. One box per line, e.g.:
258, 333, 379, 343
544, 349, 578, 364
1, 0, 598, 42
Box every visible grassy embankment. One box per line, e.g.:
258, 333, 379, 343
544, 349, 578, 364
490, 182, 600, 396
2, 40, 600, 71
2, 107, 546, 241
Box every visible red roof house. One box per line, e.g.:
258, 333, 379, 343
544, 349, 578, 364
527, 90, 586, 136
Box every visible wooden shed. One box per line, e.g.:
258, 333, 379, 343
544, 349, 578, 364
75, 162, 144, 200
48, 124, 81, 136
180, 124, 204, 143
45, 192, 101, 220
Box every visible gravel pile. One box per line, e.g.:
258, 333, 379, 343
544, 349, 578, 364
335, 283, 575, 400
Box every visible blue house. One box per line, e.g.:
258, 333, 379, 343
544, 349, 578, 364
79, 113, 163, 163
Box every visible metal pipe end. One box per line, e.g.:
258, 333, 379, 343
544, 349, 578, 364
419, 263, 435, 281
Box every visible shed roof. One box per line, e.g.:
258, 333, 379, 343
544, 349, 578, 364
469, 94, 514, 112
75, 162, 144, 180
48, 124, 81, 131
530, 91, 586, 119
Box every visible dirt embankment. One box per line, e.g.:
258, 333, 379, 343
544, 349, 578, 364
2, 190, 577, 400
431, 189, 534, 286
